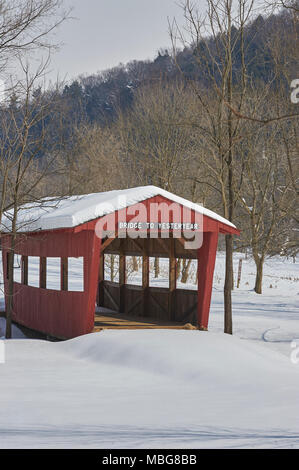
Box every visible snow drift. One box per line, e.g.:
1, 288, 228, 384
0, 329, 298, 448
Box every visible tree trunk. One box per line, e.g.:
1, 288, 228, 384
5, 249, 14, 339
224, 234, 233, 335
132, 256, 138, 272
223, 8, 235, 334
181, 259, 192, 284
176, 258, 181, 280
6, 233, 17, 339
154, 257, 159, 278
110, 255, 115, 282
254, 257, 263, 294
5, 200, 20, 339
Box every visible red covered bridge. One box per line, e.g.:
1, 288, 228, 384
1, 186, 239, 339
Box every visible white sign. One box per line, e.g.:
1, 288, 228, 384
118, 222, 200, 230
95, 199, 204, 249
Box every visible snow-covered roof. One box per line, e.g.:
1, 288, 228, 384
1, 185, 236, 233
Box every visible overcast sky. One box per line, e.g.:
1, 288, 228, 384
48, 0, 200, 82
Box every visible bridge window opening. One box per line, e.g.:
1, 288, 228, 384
149, 257, 169, 288
46, 257, 61, 290
68, 257, 84, 292
126, 256, 142, 286
13, 254, 22, 283
27, 256, 40, 288
104, 254, 119, 282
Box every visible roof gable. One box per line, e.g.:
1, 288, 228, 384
1, 185, 237, 233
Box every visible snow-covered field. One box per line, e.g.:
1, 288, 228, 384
0, 252, 298, 449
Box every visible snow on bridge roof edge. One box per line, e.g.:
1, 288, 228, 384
1, 185, 237, 233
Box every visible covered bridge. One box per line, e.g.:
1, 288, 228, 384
1, 186, 239, 339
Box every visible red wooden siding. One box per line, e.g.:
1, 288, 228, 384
197, 231, 219, 329
1, 229, 101, 339
1, 194, 239, 339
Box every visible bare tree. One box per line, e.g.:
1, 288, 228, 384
118, 80, 199, 284
0, 61, 65, 338
266, 0, 299, 14
0, 0, 69, 73
118, 80, 196, 192
235, 117, 298, 293
208, 2, 299, 124
61, 123, 128, 196
170, 0, 258, 333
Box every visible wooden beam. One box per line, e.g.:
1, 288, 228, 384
6, 252, 11, 280
22, 255, 28, 285
103, 283, 119, 311
155, 236, 169, 253
101, 237, 115, 252
97, 251, 104, 306
119, 240, 126, 313
168, 237, 176, 321
61, 257, 68, 291
176, 237, 197, 256
40, 257, 46, 289
169, 238, 176, 291
148, 289, 168, 315
197, 231, 218, 329
142, 255, 149, 289
142, 244, 149, 317
130, 237, 144, 253
180, 302, 197, 324
127, 296, 142, 315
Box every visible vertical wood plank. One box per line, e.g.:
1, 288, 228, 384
6, 252, 11, 280
61, 257, 68, 291
40, 257, 46, 289
86, 231, 102, 333
142, 240, 149, 317
22, 255, 28, 285
97, 251, 104, 306
142, 255, 149, 288
168, 236, 176, 321
197, 231, 218, 329
119, 241, 126, 313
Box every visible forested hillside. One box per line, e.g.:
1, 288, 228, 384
61, 9, 298, 126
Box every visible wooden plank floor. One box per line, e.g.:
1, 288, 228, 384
1, 309, 197, 335
93, 310, 197, 331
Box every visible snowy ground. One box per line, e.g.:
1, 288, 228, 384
0, 252, 298, 449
